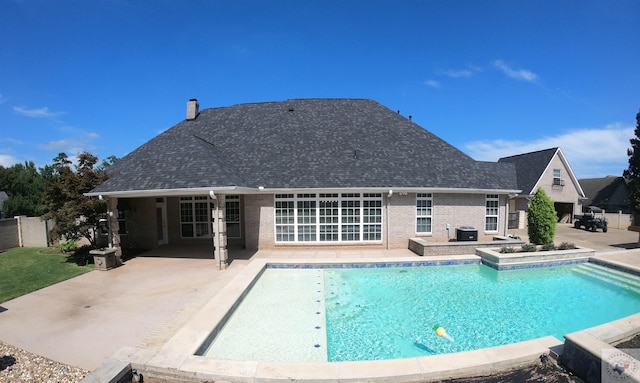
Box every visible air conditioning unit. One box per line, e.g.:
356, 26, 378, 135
456, 227, 477, 241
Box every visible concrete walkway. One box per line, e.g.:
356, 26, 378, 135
0, 251, 251, 370
0, 224, 639, 371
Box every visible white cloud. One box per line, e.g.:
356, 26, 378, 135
0, 153, 20, 167
493, 60, 538, 82
13, 106, 64, 118
424, 79, 440, 88
37, 139, 96, 154
0, 137, 23, 145
35, 126, 99, 155
440, 68, 476, 78
464, 123, 634, 178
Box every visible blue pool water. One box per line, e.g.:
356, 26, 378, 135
202, 262, 640, 362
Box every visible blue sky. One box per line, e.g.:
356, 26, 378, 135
1, 0, 638, 179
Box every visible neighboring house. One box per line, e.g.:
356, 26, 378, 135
88, 98, 520, 264
578, 176, 630, 214
498, 148, 586, 226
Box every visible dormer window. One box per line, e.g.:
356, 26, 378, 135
553, 169, 564, 186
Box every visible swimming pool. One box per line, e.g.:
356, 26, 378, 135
201, 261, 640, 362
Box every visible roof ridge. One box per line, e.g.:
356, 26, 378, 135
499, 147, 558, 160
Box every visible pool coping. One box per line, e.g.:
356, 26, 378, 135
111, 255, 570, 382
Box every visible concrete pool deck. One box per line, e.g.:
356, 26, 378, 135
1, 224, 640, 380
112, 256, 566, 382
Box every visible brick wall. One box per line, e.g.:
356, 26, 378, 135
244, 194, 273, 250
246, 192, 509, 251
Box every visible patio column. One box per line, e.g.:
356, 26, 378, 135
212, 194, 228, 270
107, 197, 123, 265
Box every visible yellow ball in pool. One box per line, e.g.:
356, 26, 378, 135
435, 327, 446, 337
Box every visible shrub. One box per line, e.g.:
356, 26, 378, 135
557, 242, 576, 250
57, 241, 78, 253
520, 243, 537, 252
500, 246, 516, 253
527, 189, 557, 245
541, 243, 556, 251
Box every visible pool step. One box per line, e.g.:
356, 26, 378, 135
572, 263, 640, 295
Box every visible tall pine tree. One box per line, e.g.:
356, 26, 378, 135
623, 110, 640, 224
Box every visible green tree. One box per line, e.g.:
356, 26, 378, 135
0, 161, 45, 217
42, 152, 110, 247
624, 110, 640, 223
527, 188, 557, 244
95, 155, 119, 173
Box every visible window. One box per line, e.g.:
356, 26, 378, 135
341, 194, 360, 241
485, 194, 499, 231
416, 193, 433, 233
362, 194, 382, 241
274, 193, 383, 242
225, 195, 241, 238
553, 169, 564, 186
180, 195, 241, 238
297, 195, 316, 241
275, 194, 295, 242
117, 209, 127, 235
319, 194, 339, 241
180, 196, 211, 238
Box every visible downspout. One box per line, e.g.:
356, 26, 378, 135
386, 190, 393, 250
504, 194, 510, 235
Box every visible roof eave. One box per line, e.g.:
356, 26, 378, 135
85, 186, 522, 198
84, 186, 254, 198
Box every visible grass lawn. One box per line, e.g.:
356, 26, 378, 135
0, 247, 94, 303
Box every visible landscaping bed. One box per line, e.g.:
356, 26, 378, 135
476, 243, 594, 270
0, 341, 87, 383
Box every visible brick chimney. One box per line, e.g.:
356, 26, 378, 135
186, 99, 199, 120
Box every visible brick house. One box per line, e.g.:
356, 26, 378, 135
579, 176, 630, 214
88, 98, 520, 264
498, 147, 586, 228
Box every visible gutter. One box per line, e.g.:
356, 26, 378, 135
84, 186, 252, 198
86, 186, 522, 198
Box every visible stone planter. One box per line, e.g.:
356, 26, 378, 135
477, 246, 595, 270
90, 247, 118, 271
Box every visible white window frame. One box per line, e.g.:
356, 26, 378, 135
553, 169, 564, 186
485, 194, 499, 232
117, 208, 127, 235
179, 195, 241, 239
416, 193, 433, 234
180, 196, 212, 238
275, 194, 295, 242
274, 193, 383, 243
225, 195, 241, 238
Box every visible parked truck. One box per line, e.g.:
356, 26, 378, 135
573, 206, 608, 232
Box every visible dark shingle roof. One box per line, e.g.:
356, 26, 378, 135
498, 147, 558, 195
579, 176, 628, 208
92, 99, 518, 193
